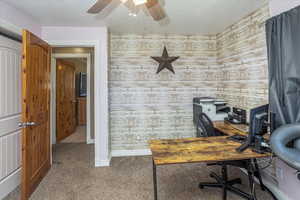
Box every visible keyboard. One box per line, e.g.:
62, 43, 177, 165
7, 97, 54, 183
227, 134, 247, 143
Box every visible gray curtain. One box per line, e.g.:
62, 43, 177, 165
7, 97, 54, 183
266, 5, 300, 128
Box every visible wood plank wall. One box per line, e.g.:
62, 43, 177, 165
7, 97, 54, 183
109, 5, 270, 153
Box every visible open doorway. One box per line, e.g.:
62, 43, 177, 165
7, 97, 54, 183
51, 47, 94, 146
57, 58, 87, 143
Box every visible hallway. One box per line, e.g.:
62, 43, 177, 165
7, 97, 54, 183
61, 126, 86, 144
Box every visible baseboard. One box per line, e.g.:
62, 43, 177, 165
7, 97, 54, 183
87, 138, 95, 144
111, 149, 152, 157
0, 168, 21, 199
95, 154, 111, 167
95, 149, 151, 166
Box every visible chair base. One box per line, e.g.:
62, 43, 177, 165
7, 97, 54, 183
199, 162, 257, 200
199, 175, 253, 200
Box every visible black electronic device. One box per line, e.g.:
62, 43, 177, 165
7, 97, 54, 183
236, 104, 270, 153
227, 134, 247, 143
224, 107, 247, 125
216, 105, 231, 113
76, 72, 87, 97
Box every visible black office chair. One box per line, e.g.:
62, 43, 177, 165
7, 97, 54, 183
197, 113, 223, 137
197, 113, 266, 200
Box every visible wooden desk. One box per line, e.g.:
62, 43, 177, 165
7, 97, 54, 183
214, 121, 270, 140
150, 137, 269, 166
149, 121, 270, 200
213, 121, 249, 136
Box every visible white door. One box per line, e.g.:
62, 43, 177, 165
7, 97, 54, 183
0, 35, 22, 199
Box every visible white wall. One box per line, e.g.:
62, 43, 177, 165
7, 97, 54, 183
41, 26, 110, 167
0, 1, 41, 36
269, 0, 300, 17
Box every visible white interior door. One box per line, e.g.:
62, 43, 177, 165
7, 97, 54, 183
0, 35, 22, 199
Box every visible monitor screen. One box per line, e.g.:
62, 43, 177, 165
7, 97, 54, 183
236, 104, 269, 152
249, 104, 269, 137
79, 72, 87, 97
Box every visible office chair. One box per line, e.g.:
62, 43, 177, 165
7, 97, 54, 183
197, 113, 265, 200
197, 113, 223, 137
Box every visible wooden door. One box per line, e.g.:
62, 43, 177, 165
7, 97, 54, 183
21, 30, 51, 200
56, 59, 76, 142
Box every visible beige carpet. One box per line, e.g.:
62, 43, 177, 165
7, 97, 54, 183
5, 143, 275, 200
61, 126, 86, 143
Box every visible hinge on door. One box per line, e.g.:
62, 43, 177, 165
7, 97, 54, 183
18, 122, 36, 128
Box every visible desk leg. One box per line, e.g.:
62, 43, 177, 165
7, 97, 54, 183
253, 159, 265, 191
221, 164, 228, 200
153, 160, 158, 200
246, 160, 255, 200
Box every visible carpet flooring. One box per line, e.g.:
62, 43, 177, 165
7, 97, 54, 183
4, 143, 275, 200
61, 126, 86, 143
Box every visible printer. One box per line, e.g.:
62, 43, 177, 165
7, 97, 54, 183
193, 97, 230, 124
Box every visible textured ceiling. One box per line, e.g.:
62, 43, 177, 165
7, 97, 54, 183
3, 0, 268, 34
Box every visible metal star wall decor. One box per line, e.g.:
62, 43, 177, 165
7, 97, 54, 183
151, 46, 179, 74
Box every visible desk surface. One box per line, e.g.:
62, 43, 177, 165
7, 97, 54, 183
149, 121, 270, 166
214, 121, 270, 139
213, 121, 249, 136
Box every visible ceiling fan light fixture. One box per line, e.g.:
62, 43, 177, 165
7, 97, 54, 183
133, 0, 147, 6
129, 12, 137, 17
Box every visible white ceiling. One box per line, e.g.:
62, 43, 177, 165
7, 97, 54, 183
3, 0, 268, 34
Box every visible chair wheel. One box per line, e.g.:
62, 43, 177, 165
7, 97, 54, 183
199, 184, 204, 189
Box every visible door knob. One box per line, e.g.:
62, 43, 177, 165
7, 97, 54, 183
18, 122, 36, 128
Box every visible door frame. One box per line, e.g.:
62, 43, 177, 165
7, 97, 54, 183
41, 40, 109, 167
51, 53, 93, 145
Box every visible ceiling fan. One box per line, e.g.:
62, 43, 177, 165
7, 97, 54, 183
87, 0, 166, 21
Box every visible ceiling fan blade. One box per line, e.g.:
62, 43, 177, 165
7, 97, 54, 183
123, 0, 135, 9
145, 0, 166, 21
87, 0, 113, 14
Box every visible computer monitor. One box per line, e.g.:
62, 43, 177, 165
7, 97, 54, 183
236, 104, 269, 153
